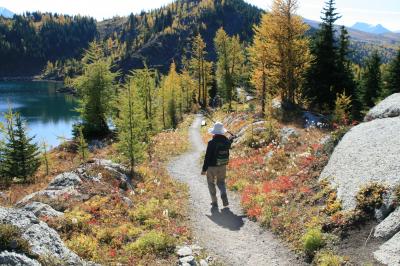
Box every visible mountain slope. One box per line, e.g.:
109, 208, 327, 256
351, 22, 391, 35
303, 18, 400, 64
98, 0, 262, 73
0, 7, 13, 18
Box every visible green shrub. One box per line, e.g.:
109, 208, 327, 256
96, 228, 114, 244
260, 206, 273, 227
128, 198, 159, 224
66, 234, 99, 261
314, 250, 345, 266
243, 119, 279, 148
301, 228, 325, 256
0, 224, 32, 256
124, 230, 176, 257
333, 92, 352, 125
356, 183, 387, 214
230, 179, 250, 192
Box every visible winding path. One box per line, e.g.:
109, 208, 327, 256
168, 115, 300, 266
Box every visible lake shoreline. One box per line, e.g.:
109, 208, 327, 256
0, 81, 78, 147
0, 76, 62, 82
0, 77, 77, 96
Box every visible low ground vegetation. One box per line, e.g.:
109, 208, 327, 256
0, 116, 194, 265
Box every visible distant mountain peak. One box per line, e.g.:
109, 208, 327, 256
351, 22, 391, 35
0, 7, 14, 18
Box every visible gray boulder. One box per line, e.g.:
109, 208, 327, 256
16, 186, 80, 207
23, 202, 63, 218
179, 255, 196, 266
374, 207, 400, 239
232, 121, 266, 146
177, 246, 193, 257
280, 127, 299, 145
320, 117, 400, 210
0, 207, 86, 265
47, 172, 82, 190
365, 93, 400, 122
0, 251, 41, 266
374, 231, 400, 266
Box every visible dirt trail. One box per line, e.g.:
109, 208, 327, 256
168, 115, 300, 266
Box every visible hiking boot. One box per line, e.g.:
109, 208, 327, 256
222, 196, 229, 207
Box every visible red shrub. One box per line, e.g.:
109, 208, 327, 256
247, 205, 262, 219
262, 176, 294, 194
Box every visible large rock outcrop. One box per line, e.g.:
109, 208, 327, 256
374, 231, 400, 266
320, 116, 400, 210
319, 94, 400, 265
365, 93, 400, 122
0, 251, 41, 266
22, 202, 63, 218
0, 207, 90, 265
374, 207, 400, 239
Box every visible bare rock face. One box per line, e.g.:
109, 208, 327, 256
320, 116, 400, 210
365, 93, 400, 122
16, 186, 80, 207
374, 231, 400, 266
47, 172, 82, 190
374, 207, 400, 239
0, 207, 88, 265
0, 251, 41, 266
280, 127, 299, 145
22, 202, 63, 218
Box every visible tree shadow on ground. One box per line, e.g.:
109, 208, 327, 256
206, 207, 246, 231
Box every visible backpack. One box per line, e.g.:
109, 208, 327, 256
215, 141, 230, 166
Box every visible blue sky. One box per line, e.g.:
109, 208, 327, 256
1, 0, 399, 31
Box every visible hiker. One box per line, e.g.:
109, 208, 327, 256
201, 122, 233, 208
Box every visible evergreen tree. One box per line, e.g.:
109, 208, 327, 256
190, 34, 211, 108
161, 62, 180, 129
0, 121, 6, 183
132, 64, 157, 130
115, 76, 147, 176
41, 141, 50, 176
214, 28, 245, 110
179, 59, 196, 113
384, 49, 400, 95
248, 22, 269, 116
362, 51, 382, 108
73, 42, 118, 138
337, 26, 359, 118
1, 109, 41, 183
77, 127, 89, 162
304, 0, 341, 110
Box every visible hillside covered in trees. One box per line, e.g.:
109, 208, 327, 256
1, 0, 399, 78
0, 12, 97, 76
1, 0, 400, 265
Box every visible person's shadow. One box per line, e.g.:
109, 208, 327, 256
206, 207, 246, 231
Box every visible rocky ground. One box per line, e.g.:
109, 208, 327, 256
0, 159, 127, 265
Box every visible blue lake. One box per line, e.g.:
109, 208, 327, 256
0, 81, 79, 148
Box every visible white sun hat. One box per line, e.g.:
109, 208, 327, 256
208, 122, 227, 135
